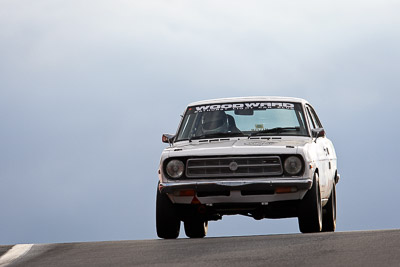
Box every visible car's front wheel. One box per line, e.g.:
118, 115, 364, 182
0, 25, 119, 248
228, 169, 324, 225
322, 182, 336, 232
156, 184, 180, 239
298, 172, 322, 233
184, 220, 208, 238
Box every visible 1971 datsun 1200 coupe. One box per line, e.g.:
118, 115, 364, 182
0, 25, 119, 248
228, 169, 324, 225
156, 96, 339, 238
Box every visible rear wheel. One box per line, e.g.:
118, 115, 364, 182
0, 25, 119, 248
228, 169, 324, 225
184, 220, 208, 238
298, 173, 322, 233
156, 185, 180, 239
322, 182, 336, 232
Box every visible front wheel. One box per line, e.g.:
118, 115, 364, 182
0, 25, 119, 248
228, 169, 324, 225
156, 185, 180, 239
184, 220, 208, 238
298, 173, 322, 233
322, 182, 336, 232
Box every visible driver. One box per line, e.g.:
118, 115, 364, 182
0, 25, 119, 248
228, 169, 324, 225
201, 111, 228, 134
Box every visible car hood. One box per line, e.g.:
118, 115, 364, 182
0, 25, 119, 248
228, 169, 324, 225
164, 137, 311, 157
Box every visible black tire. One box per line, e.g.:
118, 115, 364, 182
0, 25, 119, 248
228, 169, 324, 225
156, 185, 180, 239
322, 182, 336, 232
184, 220, 208, 238
298, 173, 323, 233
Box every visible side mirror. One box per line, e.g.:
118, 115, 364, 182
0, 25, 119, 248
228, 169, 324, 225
162, 134, 175, 144
311, 128, 325, 139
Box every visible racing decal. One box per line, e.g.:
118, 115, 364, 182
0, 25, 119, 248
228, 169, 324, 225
192, 102, 295, 113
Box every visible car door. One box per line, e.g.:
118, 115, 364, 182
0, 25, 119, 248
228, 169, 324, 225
309, 106, 337, 191
305, 105, 330, 199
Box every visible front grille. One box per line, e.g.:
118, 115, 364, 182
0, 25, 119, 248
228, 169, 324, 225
186, 156, 283, 178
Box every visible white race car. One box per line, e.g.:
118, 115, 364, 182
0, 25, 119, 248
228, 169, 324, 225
156, 96, 339, 238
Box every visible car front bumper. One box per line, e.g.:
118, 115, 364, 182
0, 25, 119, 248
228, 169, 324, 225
160, 178, 313, 204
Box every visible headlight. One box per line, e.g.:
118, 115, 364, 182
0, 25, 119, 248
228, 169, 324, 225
166, 160, 185, 178
284, 156, 303, 175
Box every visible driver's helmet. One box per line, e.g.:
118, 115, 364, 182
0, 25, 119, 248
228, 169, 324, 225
201, 111, 228, 134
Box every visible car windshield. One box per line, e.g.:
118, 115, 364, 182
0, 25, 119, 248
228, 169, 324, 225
175, 102, 309, 141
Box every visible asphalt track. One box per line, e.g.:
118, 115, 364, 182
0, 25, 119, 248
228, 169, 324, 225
2, 229, 400, 266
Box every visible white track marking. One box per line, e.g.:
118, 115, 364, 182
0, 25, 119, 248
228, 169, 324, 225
0, 244, 33, 267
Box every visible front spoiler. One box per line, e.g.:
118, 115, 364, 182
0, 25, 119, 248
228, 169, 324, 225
159, 178, 313, 194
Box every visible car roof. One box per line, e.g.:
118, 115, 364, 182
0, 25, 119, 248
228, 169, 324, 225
188, 96, 309, 107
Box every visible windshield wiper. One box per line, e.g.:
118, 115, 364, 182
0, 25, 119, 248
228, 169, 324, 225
249, 127, 300, 137
189, 132, 245, 141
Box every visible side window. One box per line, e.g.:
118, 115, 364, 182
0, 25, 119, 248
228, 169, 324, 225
308, 106, 323, 128
305, 107, 316, 130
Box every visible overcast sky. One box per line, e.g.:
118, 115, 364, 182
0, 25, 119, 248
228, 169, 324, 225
1, 0, 400, 244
